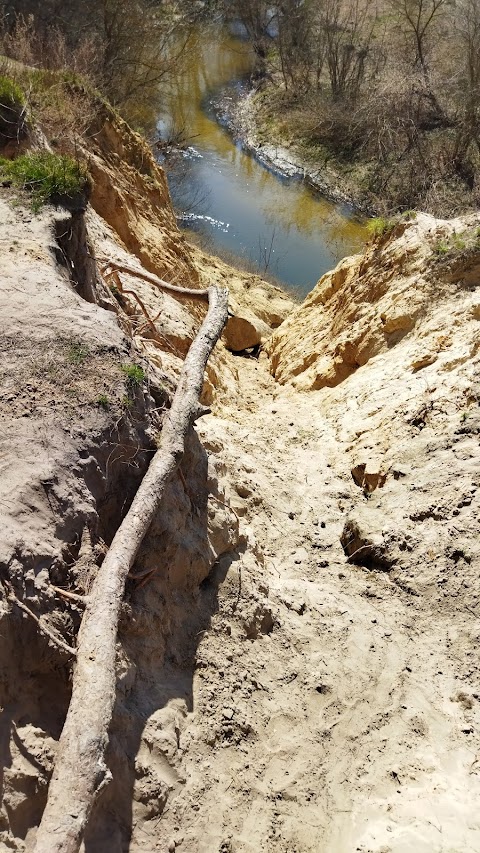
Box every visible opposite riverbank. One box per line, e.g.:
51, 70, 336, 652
212, 82, 378, 218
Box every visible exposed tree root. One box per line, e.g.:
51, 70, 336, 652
101, 265, 202, 357
30, 284, 229, 853
101, 261, 209, 301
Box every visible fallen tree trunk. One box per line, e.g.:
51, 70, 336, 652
30, 284, 229, 853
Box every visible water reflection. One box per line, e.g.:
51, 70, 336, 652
158, 28, 367, 295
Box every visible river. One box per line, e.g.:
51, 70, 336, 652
157, 26, 367, 297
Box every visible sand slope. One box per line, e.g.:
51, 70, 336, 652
0, 142, 479, 852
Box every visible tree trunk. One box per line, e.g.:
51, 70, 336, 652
30, 284, 229, 853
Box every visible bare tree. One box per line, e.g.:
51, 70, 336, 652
0, 0, 197, 128
453, 0, 480, 166
389, 0, 452, 72
276, 0, 314, 91
222, 0, 276, 77
322, 0, 377, 102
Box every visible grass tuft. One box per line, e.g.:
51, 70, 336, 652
0, 151, 89, 211
68, 342, 90, 365
0, 74, 27, 144
0, 75, 25, 108
366, 217, 396, 240
120, 363, 145, 386
433, 241, 449, 256
96, 393, 110, 409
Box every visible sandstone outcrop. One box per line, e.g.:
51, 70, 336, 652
83, 106, 293, 357
86, 107, 197, 288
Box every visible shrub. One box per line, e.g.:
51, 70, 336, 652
0, 151, 89, 211
433, 241, 449, 256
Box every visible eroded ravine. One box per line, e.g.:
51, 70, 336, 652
143, 349, 480, 853
1, 83, 480, 853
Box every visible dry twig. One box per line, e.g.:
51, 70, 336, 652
8, 593, 77, 657
101, 262, 209, 301
51, 586, 88, 606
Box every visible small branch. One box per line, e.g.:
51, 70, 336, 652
120, 287, 160, 334
51, 586, 88, 606
120, 287, 181, 355
9, 595, 77, 657
104, 270, 186, 357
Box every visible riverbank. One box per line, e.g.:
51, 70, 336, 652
212, 83, 378, 218
2, 55, 480, 851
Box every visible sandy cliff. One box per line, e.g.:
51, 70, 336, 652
1, 112, 479, 853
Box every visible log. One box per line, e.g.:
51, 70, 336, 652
30, 284, 229, 853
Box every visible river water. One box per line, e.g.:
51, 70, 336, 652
158, 27, 367, 296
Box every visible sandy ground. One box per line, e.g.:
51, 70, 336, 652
131, 350, 480, 853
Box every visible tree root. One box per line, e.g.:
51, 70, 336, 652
30, 284, 229, 853
101, 266, 199, 358
51, 586, 88, 606
101, 261, 209, 301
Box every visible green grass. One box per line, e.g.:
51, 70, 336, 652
433, 241, 449, 256
68, 342, 90, 365
366, 217, 396, 240
0, 75, 25, 108
433, 231, 470, 258
452, 233, 466, 251
0, 151, 89, 211
96, 393, 110, 409
0, 74, 27, 144
120, 363, 145, 386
